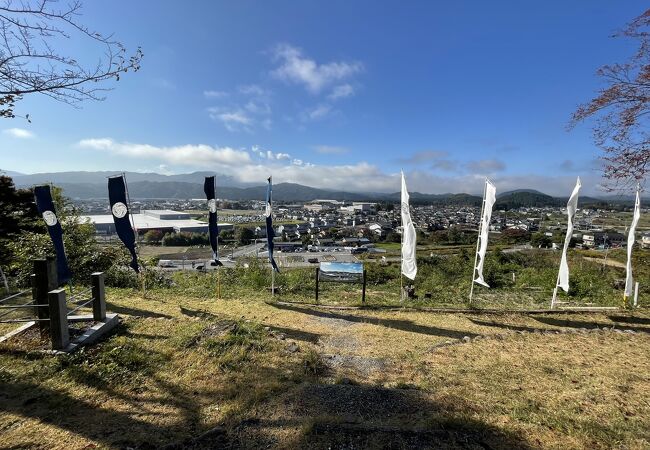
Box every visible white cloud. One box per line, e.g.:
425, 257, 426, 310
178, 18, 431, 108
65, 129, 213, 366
207, 108, 254, 132
76, 138, 608, 196
78, 138, 252, 166
271, 44, 363, 94
206, 85, 272, 132
3, 128, 35, 139
328, 84, 355, 100
306, 104, 333, 121
203, 90, 228, 98
261, 149, 291, 160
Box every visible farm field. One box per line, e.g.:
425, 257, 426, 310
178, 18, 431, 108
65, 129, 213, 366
1, 287, 649, 449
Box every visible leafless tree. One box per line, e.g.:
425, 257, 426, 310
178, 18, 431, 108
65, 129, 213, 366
0, 0, 142, 119
570, 9, 650, 191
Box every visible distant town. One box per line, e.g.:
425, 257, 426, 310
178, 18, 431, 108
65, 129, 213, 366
74, 196, 650, 271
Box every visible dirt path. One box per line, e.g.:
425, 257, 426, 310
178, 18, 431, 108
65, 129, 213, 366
583, 256, 626, 268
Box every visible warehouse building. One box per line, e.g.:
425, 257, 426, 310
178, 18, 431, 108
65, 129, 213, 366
81, 209, 233, 235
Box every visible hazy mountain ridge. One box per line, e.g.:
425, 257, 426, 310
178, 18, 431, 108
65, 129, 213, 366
4, 170, 645, 206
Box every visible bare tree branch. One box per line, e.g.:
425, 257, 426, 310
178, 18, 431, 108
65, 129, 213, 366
0, 0, 142, 119
570, 9, 650, 191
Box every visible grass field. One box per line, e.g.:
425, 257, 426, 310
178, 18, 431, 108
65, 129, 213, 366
1, 286, 649, 449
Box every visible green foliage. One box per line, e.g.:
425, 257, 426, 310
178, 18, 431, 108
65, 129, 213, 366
63, 335, 167, 385
531, 232, 553, 248
500, 228, 531, 244
202, 320, 267, 371
235, 226, 255, 244
0, 175, 40, 268
6, 186, 126, 285
143, 229, 164, 244
162, 232, 210, 246
105, 264, 174, 289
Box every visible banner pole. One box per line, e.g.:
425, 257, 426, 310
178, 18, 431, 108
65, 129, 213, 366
633, 282, 639, 308
469, 179, 487, 304
271, 266, 275, 296
123, 172, 144, 298
217, 265, 221, 300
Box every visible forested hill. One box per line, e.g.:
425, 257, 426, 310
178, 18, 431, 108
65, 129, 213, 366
4, 171, 639, 206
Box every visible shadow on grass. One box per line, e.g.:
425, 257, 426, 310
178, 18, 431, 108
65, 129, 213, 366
106, 302, 173, 319
270, 303, 479, 340
468, 318, 547, 333
179, 306, 219, 320
534, 316, 650, 334
608, 315, 650, 325
187, 383, 534, 449
264, 325, 321, 343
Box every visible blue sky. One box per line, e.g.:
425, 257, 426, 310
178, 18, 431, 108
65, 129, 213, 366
0, 1, 647, 195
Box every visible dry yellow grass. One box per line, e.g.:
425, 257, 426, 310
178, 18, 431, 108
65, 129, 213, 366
1, 289, 649, 449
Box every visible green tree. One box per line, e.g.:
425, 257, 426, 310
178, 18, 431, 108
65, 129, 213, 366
530, 232, 552, 248
236, 227, 255, 245
0, 175, 40, 268
6, 183, 127, 285
143, 229, 164, 244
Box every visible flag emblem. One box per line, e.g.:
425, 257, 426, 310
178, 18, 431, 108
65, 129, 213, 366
208, 199, 217, 213
42, 210, 58, 226
111, 202, 128, 218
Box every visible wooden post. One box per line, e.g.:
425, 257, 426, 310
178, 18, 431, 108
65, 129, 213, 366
362, 269, 367, 305
48, 288, 69, 350
315, 268, 319, 304
91, 272, 106, 321
32, 257, 57, 334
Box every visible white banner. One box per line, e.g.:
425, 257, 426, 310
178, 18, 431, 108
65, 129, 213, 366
625, 189, 641, 297
474, 179, 496, 287
558, 177, 581, 292
401, 171, 417, 280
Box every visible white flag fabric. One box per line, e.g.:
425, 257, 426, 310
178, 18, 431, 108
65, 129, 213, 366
624, 189, 641, 297
401, 171, 417, 280
558, 177, 581, 293
474, 179, 496, 287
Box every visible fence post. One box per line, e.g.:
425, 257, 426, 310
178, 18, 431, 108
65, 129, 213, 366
91, 272, 106, 321
48, 288, 69, 350
33, 257, 58, 334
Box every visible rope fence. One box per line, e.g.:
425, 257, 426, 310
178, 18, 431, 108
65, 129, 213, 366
0, 258, 107, 350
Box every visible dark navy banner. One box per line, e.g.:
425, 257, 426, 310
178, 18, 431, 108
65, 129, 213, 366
33, 185, 71, 284
108, 176, 140, 273
203, 176, 221, 265
265, 177, 279, 272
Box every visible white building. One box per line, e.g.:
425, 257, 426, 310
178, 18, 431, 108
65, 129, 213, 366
82, 209, 233, 235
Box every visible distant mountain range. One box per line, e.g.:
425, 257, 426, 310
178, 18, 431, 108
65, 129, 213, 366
3, 170, 645, 207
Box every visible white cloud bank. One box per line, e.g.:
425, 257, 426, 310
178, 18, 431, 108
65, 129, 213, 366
77, 138, 607, 196
78, 139, 252, 166
3, 128, 35, 139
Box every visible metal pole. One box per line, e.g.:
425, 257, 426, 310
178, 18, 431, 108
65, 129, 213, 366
217, 265, 221, 300
633, 282, 639, 308
315, 268, 319, 304
271, 267, 275, 296
469, 179, 487, 304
